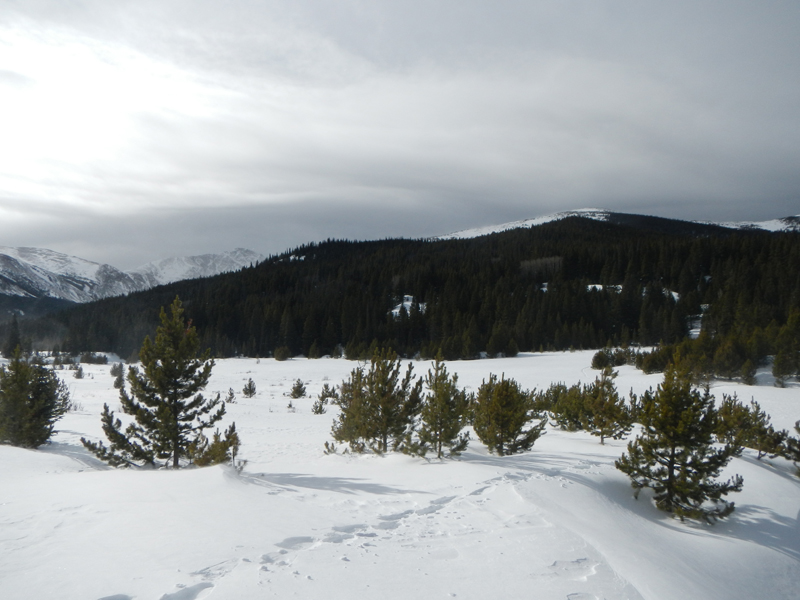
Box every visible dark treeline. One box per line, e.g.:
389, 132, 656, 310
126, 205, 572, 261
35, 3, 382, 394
10, 217, 800, 361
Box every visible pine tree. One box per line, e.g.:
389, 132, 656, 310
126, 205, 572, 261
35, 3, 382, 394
312, 383, 336, 415
546, 382, 589, 431
191, 423, 243, 470
242, 378, 256, 398
330, 366, 369, 452
741, 400, 787, 459
417, 355, 470, 458
331, 348, 422, 453
111, 363, 125, 389
716, 394, 789, 460
473, 374, 546, 456
615, 365, 743, 522
772, 350, 793, 387
3, 316, 21, 358
0, 348, 71, 448
740, 359, 757, 385
81, 297, 226, 468
715, 394, 753, 448
290, 378, 307, 399
581, 367, 632, 444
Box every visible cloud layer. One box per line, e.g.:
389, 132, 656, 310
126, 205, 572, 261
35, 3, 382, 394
1, 1, 798, 268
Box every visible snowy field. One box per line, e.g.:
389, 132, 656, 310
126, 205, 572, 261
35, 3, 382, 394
2, 351, 799, 600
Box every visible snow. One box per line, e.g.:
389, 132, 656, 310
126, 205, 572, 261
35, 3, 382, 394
710, 216, 800, 233
437, 209, 609, 240
587, 284, 622, 293
390, 295, 426, 318
2, 352, 799, 600
438, 211, 800, 241
0, 246, 264, 303
130, 249, 264, 287
0, 246, 105, 280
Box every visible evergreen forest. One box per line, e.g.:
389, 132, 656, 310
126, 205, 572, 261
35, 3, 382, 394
8, 216, 800, 370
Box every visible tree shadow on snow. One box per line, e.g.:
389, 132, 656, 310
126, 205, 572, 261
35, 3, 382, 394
38, 441, 113, 471
239, 472, 428, 496
714, 504, 800, 561
461, 448, 800, 562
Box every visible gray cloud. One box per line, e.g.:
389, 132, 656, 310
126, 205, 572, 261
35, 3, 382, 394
0, 1, 798, 267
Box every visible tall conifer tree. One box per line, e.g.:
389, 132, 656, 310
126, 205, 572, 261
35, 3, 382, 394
0, 349, 70, 448
82, 297, 226, 468
615, 364, 743, 521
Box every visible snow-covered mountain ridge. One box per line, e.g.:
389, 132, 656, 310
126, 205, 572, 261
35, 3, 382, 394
438, 208, 800, 240
0, 247, 264, 303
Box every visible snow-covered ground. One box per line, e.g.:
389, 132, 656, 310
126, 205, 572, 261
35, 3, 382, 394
2, 352, 799, 600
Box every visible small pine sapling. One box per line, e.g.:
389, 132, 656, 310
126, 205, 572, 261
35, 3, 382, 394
581, 367, 632, 444
111, 363, 125, 389
473, 374, 546, 456
192, 423, 245, 472
744, 400, 787, 459
716, 396, 787, 459
417, 355, 471, 458
330, 348, 422, 454
242, 378, 256, 398
715, 394, 752, 448
546, 382, 589, 431
312, 383, 337, 414
290, 378, 307, 399
591, 349, 612, 370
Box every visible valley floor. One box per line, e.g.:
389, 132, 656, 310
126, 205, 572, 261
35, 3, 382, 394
1, 352, 799, 600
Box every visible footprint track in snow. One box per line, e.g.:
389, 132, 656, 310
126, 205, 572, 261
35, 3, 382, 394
548, 558, 599, 582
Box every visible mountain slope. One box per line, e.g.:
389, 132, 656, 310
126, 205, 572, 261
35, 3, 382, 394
129, 248, 263, 288
18, 212, 799, 361
438, 209, 800, 240
0, 247, 265, 307
0, 247, 143, 303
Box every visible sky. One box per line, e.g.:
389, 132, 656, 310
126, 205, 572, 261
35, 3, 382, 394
1, 1, 798, 269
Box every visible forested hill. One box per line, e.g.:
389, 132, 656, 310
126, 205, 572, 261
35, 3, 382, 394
13, 215, 800, 361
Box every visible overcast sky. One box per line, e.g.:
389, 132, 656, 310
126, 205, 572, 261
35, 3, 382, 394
1, 1, 798, 269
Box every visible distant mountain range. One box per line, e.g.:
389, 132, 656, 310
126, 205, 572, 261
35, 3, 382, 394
17, 207, 799, 361
437, 208, 800, 240
0, 247, 264, 308
1, 208, 797, 322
